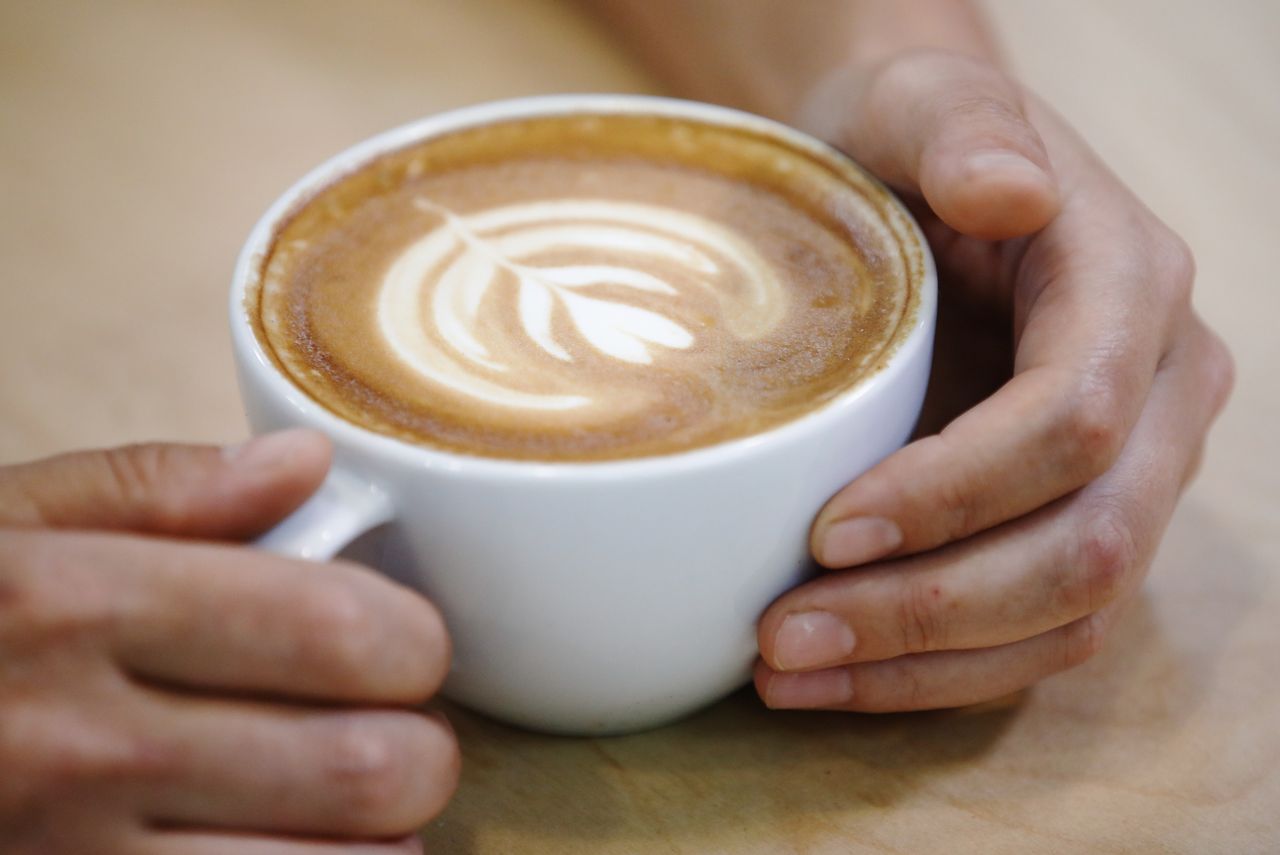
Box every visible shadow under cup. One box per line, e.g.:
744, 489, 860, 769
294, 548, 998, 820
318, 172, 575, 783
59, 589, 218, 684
230, 94, 937, 736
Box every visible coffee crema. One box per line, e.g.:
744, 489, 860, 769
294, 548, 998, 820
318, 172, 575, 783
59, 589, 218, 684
251, 113, 921, 460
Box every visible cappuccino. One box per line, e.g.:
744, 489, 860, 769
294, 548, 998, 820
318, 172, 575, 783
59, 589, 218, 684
250, 112, 921, 460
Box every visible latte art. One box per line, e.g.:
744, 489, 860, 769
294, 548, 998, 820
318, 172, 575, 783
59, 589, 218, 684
252, 112, 921, 460
378, 197, 786, 414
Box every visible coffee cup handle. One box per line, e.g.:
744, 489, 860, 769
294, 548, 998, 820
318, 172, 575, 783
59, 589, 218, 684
253, 465, 395, 560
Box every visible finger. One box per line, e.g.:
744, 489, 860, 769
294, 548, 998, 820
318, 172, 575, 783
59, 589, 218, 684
137, 693, 457, 839
0, 429, 331, 540
115, 541, 451, 703
813, 111, 1199, 568
757, 603, 1123, 712
141, 831, 423, 855
768, 318, 1231, 671
9, 530, 448, 703
802, 50, 1059, 239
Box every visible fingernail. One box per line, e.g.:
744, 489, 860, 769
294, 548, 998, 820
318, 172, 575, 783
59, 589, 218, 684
819, 516, 902, 566
765, 669, 853, 709
774, 611, 856, 671
964, 149, 1048, 180
222, 430, 305, 471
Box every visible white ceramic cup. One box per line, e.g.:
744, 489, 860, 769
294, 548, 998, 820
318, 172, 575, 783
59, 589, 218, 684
230, 94, 936, 736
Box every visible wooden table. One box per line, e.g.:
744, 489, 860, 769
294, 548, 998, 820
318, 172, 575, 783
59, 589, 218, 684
2, 2, 1276, 851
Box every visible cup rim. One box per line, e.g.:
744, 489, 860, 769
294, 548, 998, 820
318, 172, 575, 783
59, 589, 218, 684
229, 93, 937, 481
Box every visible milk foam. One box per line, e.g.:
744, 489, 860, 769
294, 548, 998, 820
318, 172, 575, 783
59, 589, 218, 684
377, 198, 787, 412
256, 112, 918, 460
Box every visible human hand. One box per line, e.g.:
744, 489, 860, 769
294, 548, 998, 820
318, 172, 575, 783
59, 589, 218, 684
755, 50, 1234, 712
0, 431, 456, 854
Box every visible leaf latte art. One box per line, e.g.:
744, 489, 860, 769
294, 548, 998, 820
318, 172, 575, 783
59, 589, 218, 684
378, 198, 787, 413
254, 113, 919, 460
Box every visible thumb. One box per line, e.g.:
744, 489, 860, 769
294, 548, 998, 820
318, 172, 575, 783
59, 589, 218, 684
800, 50, 1060, 241
0, 429, 331, 540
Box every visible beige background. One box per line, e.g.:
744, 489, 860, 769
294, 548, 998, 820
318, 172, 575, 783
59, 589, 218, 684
1, 1, 1277, 852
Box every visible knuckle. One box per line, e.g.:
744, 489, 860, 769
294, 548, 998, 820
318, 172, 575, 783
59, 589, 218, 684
1061, 611, 1110, 671
323, 718, 408, 828
899, 663, 928, 710
0, 703, 170, 803
1060, 376, 1126, 477
99, 444, 204, 531
877, 658, 929, 712
896, 579, 949, 654
1074, 508, 1139, 612
0, 533, 114, 644
71, 728, 177, 789
297, 576, 379, 679
1150, 227, 1197, 303
101, 444, 169, 526
934, 471, 981, 543
1200, 327, 1237, 414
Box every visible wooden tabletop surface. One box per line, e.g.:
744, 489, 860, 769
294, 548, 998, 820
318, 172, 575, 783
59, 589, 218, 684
2, 2, 1277, 852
